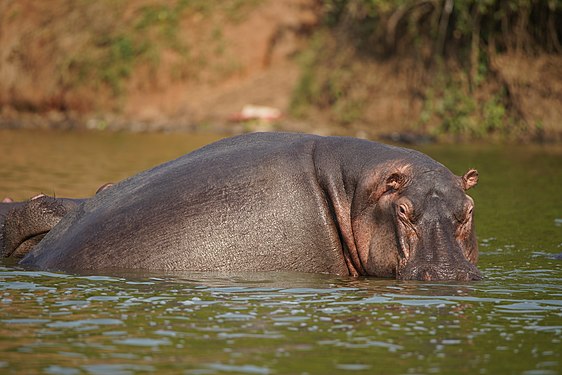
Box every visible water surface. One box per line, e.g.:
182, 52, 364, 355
0, 130, 560, 374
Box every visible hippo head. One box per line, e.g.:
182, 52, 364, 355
1, 195, 81, 259
1, 184, 113, 260
352, 163, 480, 281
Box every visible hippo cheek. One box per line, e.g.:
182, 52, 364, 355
455, 196, 479, 265
352, 198, 402, 278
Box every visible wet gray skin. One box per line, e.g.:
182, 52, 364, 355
1, 195, 84, 259
17, 133, 480, 281
1, 184, 113, 259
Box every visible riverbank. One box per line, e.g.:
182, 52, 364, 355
1, 1, 561, 142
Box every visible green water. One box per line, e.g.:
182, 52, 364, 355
0, 130, 561, 375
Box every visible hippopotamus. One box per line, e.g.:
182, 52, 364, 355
1, 184, 113, 259
6, 133, 480, 280
1, 195, 87, 259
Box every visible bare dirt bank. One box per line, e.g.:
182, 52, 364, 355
1, 0, 561, 141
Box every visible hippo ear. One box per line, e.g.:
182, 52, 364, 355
385, 173, 407, 192
96, 183, 114, 194
462, 169, 479, 190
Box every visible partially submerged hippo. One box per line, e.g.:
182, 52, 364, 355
1, 195, 84, 259
1, 184, 113, 259
6, 133, 480, 280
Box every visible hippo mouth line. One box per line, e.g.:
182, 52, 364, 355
4, 231, 48, 259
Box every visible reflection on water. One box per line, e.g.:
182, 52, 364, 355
0, 130, 561, 374
0, 269, 560, 374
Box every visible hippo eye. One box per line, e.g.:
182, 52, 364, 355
398, 204, 410, 220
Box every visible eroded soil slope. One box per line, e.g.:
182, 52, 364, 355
1, 0, 561, 140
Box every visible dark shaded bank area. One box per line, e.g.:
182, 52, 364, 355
1, 0, 561, 142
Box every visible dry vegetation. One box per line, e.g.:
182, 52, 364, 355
0, 0, 561, 141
